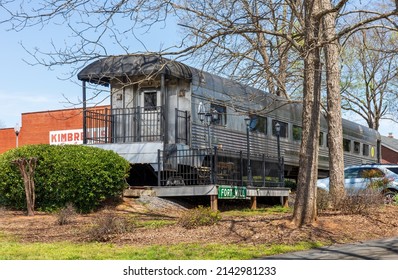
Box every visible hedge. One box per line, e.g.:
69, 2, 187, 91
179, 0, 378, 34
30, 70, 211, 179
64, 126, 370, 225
0, 144, 130, 213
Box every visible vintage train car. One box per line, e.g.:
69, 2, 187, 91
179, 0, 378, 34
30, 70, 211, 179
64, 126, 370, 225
77, 54, 381, 186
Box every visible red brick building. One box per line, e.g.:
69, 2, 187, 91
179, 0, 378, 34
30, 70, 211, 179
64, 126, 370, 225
380, 135, 398, 164
0, 106, 109, 154
0, 128, 17, 154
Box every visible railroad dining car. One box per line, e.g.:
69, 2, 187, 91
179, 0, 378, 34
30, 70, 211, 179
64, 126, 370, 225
77, 54, 381, 187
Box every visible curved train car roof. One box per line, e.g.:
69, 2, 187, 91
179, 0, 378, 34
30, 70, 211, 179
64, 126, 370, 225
77, 54, 192, 85
77, 54, 265, 99
342, 118, 380, 142
78, 54, 380, 142
78, 54, 284, 111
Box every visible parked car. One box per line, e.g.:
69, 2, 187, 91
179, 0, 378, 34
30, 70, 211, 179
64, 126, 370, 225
316, 164, 398, 204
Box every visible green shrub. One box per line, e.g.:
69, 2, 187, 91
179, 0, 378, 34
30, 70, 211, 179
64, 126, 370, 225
0, 144, 130, 213
178, 206, 221, 229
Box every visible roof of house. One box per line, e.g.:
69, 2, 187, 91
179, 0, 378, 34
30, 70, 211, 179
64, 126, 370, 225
381, 135, 398, 153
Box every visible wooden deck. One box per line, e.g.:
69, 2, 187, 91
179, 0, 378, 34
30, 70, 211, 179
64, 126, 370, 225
123, 185, 290, 211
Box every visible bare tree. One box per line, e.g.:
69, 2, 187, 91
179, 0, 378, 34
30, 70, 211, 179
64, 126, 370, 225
341, 28, 398, 131
0, 0, 302, 99
172, 0, 301, 99
304, 0, 398, 212
291, 0, 322, 225
12, 157, 38, 216
321, 0, 346, 208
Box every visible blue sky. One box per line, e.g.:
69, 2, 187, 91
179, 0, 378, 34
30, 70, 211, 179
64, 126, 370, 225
0, 10, 396, 137
0, 26, 77, 128
0, 14, 180, 129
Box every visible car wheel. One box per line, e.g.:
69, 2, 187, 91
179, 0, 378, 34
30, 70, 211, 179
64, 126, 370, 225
383, 191, 398, 205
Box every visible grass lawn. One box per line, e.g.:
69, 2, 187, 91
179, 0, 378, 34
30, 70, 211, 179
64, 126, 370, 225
0, 234, 323, 260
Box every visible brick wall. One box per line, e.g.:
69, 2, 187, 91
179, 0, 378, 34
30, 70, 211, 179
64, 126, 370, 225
0, 106, 109, 154
0, 128, 18, 153
381, 145, 398, 164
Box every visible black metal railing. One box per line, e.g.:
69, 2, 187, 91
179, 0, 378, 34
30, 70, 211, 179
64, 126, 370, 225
158, 147, 285, 187
85, 108, 112, 144
85, 106, 163, 143
85, 107, 191, 144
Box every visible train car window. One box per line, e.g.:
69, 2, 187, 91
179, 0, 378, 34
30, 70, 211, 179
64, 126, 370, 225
363, 144, 370, 156
326, 134, 328, 147
250, 115, 267, 134
293, 125, 302, 141
210, 104, 227, 125
343, 138, 351, 152
272, 120, 288, 138
353, 141, 360, 154
258, 116, 267, 134
319, 132, 324, 146
144, 92, 157, 111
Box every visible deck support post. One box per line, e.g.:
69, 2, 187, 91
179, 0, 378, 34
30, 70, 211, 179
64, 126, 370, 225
281, 196, 289, 208
250, 196, 257, 210
210, 195, 218, 211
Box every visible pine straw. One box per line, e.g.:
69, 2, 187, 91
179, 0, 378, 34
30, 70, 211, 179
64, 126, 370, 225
0, 199, 397, 247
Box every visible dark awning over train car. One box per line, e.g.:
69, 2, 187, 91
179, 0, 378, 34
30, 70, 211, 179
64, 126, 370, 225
77, 54, 193, 85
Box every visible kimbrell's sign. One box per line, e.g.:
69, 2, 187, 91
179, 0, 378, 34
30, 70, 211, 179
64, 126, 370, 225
49, 128, 106, 145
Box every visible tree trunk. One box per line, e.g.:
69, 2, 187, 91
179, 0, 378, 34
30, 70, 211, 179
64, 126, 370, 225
321, 0, 345, 207
12, 158, 37, 216
292, 0, 322, 226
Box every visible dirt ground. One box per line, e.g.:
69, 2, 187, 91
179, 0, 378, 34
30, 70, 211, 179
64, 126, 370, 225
1, 196, 398, 247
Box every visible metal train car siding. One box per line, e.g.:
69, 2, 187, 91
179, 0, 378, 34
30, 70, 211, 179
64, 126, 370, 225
77, 54, 381, 187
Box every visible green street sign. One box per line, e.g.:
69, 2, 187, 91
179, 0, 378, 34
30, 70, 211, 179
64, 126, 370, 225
218, 186, 247, 199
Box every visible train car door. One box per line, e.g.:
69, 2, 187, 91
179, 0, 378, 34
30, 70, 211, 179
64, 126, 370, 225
141, 90, 161, 141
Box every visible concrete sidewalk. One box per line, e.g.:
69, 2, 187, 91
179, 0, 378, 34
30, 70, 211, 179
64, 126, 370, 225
262, 237, 398, 260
